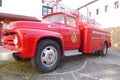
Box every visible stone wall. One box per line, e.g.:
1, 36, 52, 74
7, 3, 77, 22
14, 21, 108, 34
105, 26, 120, 52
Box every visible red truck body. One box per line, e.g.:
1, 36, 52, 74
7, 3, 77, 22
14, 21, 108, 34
1, 12, 111, 72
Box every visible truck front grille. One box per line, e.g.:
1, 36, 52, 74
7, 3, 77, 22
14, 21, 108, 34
2, 32, 17, 49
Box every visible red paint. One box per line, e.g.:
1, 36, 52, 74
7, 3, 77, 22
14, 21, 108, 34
2, 12, 111, 58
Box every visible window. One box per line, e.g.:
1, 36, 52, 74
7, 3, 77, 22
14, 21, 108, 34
0, 0, 2, 7
96, 9, 99, 15
114, 1, 119, 9
43, 14, 65, 24
105, 5, 108, 12
42, 0, 45, 3
66, 16, 76, 27
42, 6, 53, 16
89, 12, 91, 17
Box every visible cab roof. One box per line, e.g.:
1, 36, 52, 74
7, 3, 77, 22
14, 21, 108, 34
43, 12, 78, 19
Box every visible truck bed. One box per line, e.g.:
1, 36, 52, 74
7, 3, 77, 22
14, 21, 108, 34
79, 22, 111, 53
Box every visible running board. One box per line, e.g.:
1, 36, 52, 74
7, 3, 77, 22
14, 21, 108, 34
64, 50, 82, 56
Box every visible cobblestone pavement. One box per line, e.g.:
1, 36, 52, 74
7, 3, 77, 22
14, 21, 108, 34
0, 46, 120, 80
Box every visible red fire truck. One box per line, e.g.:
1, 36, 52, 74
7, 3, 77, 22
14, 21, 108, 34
1, 12, 111, 72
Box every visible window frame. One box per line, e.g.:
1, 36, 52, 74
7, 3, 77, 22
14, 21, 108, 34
43, 14, 65, 24
96, 8, 99, 15
89, 11, 91, 17
0, 0, 2, 7
66, 15, 77, 28
105, 5, 108, 12
114, 1, 119, 9
42, 6, 53, 16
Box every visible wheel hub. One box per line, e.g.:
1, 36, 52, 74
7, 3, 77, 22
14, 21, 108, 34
41, 46, 57, 67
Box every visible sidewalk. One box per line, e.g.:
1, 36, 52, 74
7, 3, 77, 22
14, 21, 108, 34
0, 46, 12, 53
0, 46, 15, 61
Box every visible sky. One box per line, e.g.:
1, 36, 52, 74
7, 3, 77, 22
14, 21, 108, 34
61, 0, 120, 28
0, 0, 94, 16
0, 0, 42, 19
0, 0, 120, 28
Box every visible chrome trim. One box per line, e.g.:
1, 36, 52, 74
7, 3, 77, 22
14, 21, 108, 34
64, 50, 82, 56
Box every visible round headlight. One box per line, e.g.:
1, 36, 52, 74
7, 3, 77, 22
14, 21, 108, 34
14, 36, 18, 45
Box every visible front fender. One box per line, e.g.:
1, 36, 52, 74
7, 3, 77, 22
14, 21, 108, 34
15, 28, 64, 58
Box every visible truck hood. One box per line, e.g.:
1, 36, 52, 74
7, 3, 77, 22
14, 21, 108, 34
7, 21, 60, 32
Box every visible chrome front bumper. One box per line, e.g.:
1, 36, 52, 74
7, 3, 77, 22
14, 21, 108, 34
0, 46, 18, 61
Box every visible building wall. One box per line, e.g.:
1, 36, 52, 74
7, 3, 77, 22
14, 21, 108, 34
0, 0, 42, 20
79, 0, 120, 28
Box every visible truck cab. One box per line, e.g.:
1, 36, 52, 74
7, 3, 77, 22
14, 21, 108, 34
43, 12, 81, 50
1, 12, 111, 72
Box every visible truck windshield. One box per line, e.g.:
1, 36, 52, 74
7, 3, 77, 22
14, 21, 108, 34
43, 14, 65, 24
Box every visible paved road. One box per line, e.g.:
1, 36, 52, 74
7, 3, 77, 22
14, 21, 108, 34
37, 51, 120, 80
0, 46, 120, 80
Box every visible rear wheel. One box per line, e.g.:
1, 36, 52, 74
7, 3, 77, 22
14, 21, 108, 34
31, 39, 61, 73
99, 42, 108, 57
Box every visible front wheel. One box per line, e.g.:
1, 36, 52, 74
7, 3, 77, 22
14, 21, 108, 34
31, 39, 61, 73
99, 42, 108, 57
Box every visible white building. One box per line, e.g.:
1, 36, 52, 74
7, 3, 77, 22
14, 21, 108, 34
79, 0, 120, 28
1, 0, 119, 28
0, 0, 43, 20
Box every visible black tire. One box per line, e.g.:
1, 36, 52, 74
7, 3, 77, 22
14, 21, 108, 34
31, 39, 61, 73
99, 42, 108, 57
13, 54, 30, 61
13, 54, 23, 61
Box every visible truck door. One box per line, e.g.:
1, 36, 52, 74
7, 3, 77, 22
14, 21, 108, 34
60, 15, 80, 50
